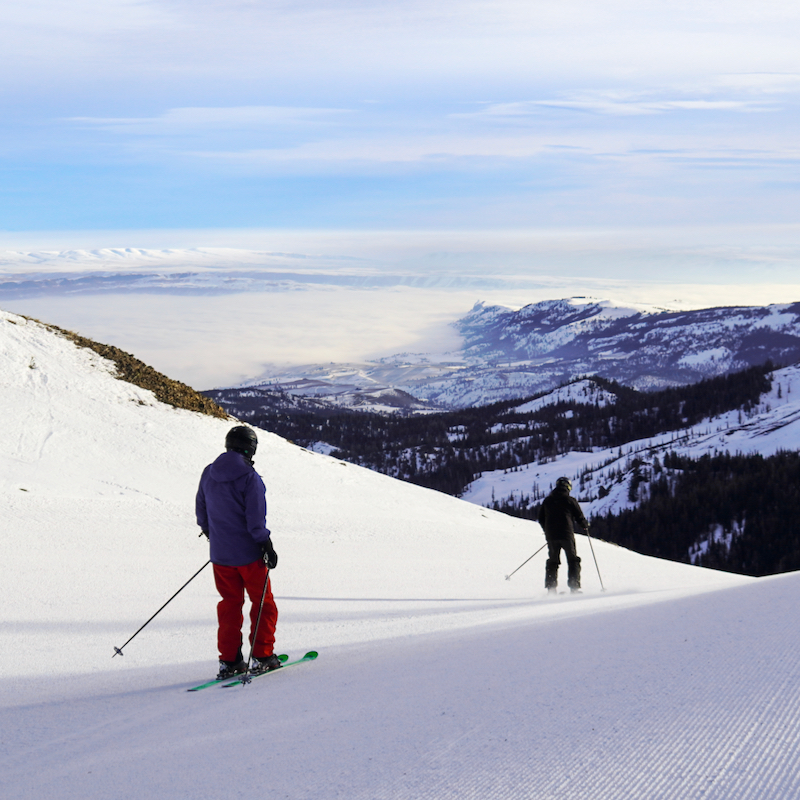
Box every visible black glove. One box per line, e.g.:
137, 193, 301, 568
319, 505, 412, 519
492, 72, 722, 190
199, 529, 209, 540
262, 539, 278, 569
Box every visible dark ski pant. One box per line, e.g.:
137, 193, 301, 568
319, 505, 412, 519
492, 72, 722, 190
213, 560, 278, 662
545, 538, 581, 590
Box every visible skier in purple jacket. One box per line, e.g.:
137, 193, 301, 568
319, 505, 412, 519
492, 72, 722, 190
196, 426, 280, 680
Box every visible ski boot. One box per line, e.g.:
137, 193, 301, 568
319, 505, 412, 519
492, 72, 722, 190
250, 654, 283, 675
545, 559, 559, 595
216, 659, 248, 680
567, 557, 582, 594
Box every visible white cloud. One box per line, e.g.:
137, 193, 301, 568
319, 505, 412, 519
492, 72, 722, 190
170, 129, 800, 178
68, 106, 350, 134
5, 1, 800, 95
4, 1, 800, 230
187, 134, 560, 165
711, 72, 800, 94
467, 93, 779, 119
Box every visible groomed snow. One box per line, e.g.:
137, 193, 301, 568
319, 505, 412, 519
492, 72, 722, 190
2, 308, 799, 799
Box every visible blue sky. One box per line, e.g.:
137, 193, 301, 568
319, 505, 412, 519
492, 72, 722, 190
3, 0, 800, 232
3, 1, 800, 385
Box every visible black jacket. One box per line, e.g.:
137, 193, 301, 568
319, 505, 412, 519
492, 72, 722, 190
538, 487, 588, 541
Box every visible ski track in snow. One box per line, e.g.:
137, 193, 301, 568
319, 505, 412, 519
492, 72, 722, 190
2, 575, 800, 799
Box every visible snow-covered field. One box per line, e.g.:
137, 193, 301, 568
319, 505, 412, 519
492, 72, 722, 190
2, 308, 799, 799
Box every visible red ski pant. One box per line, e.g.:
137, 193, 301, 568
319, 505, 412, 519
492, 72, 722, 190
213, 560, 278, 662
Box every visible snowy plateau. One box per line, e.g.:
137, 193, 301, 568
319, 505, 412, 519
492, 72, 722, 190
2, 308, 800, 799
239, 297, 800, 410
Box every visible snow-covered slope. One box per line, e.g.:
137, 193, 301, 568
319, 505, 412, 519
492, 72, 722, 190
509, 377, 619, 414
3, 308, 799, 799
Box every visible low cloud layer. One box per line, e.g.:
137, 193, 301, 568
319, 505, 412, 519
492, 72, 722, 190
3, 227, 800, 388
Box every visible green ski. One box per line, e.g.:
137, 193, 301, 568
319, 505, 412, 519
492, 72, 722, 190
222, 650, 318, 687
187, 654, 289, 692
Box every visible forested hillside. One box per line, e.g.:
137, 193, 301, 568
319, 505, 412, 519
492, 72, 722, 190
207, 364, 773, 496
588, 451, 800, 577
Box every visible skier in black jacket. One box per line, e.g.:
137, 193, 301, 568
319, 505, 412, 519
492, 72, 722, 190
538, 477, 589, 593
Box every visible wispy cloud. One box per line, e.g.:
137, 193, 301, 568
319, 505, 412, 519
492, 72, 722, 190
4, 2, 800, 230
57, 99, 800, 189
187, 135, 565, 165
462, 72, 800, 121
711, 72, 800, 94
68, 106, 350, 135
465, 93, 778, 119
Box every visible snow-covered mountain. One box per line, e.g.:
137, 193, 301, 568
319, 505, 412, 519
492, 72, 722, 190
458, 298, 800, 382
6, 307, 800, 798
242, 297, 800, 409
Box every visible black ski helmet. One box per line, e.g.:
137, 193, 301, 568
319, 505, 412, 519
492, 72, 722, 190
555, 477, 572, 492
225, 425, 258, 458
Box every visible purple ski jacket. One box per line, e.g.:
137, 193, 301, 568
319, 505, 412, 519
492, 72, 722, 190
196, 451, 271, 567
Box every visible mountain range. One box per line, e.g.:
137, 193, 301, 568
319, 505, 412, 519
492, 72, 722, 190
237, 297, 800, 409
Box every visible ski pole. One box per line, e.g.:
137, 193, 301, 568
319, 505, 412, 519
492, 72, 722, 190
505, 543, 548, 580
240, 568, 271, 685
113, 560, 211, 657
584, 528, 606, 592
